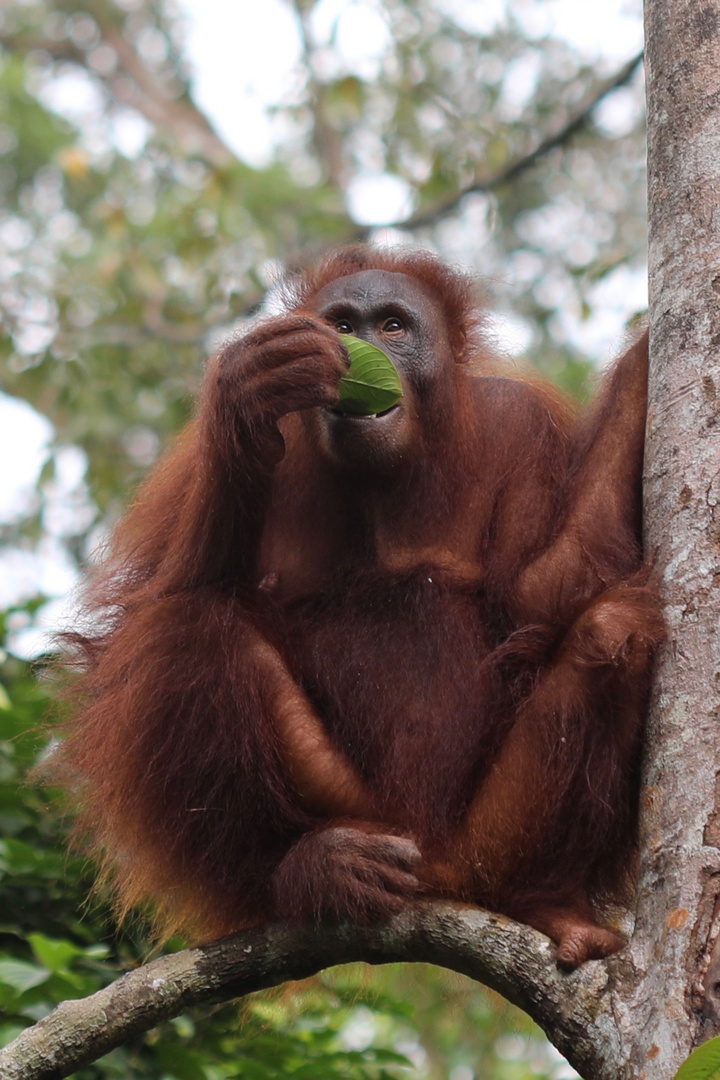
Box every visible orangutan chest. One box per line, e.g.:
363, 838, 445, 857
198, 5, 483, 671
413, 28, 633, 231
283, 578, 497, 833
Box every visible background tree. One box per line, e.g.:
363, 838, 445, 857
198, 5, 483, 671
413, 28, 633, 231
0, 0, 683, 1077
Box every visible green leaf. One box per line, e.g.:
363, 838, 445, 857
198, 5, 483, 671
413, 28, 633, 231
0, 1024, 26, 1048
154, 1040, 209, 1080
0, 684, 10, 710
673, 1037, 720, 1080
335, 335, 403, 416
0, 960, 51, 994
28, 933, 85, 973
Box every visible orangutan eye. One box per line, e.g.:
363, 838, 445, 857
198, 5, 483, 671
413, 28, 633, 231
383, 317, 405, 334
336, 319, 354, 334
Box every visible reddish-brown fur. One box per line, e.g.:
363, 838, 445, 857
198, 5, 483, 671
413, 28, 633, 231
59, 246, 664, 967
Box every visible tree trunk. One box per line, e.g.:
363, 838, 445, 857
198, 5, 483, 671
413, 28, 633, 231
618, 0, 720, 1073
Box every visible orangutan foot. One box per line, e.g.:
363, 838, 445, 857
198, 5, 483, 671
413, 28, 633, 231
271, 824, 422, 924
524, 904, 624, 970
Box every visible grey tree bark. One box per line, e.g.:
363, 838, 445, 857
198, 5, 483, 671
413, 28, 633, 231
1, 0, 719, 1077
618, 0, 720, 1072
0, 907, 617, 1080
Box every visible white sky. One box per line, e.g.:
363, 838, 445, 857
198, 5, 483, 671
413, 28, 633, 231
179, 0, 643, 168
1, 0, 645, 647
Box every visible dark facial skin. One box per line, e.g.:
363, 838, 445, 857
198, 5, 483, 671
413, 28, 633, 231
303, 269, 457, 472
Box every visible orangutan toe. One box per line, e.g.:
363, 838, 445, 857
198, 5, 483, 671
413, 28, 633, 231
521, 902, 625, 970
555, 924, 624, 970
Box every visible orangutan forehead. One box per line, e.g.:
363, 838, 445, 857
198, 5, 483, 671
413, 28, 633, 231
309, 269, 438, 311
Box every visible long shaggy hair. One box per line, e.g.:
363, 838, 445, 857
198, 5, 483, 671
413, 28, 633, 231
54, 246, 663, 948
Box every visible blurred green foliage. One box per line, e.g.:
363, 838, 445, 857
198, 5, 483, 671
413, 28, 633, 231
0, 0, 647, 1073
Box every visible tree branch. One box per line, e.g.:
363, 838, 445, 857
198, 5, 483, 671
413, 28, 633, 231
361, 50, 644, 235
0, 26, 235, 168
290, 0, 347, 189
99, 25, 235, 168
0, 902, 619, 1080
